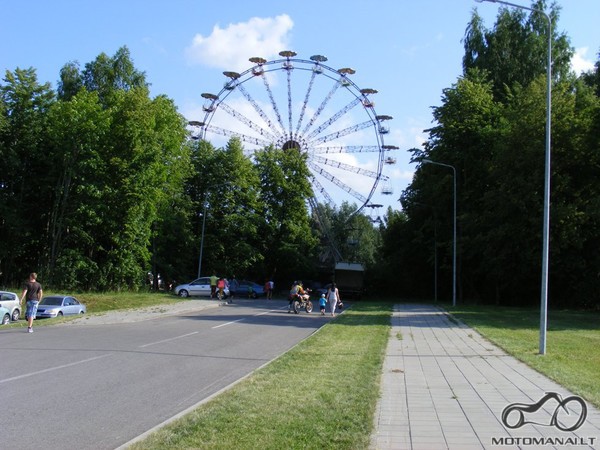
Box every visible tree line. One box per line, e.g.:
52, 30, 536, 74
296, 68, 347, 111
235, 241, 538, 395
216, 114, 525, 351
2, 1, 599, 309
0, 47, 381, 291
379, 1, 600, 307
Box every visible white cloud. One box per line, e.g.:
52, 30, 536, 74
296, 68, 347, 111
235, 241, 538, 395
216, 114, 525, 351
185, 15, 294, 72
571, 47, 595, 74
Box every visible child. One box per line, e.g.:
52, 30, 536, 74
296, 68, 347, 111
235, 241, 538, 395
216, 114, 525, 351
319, 294, 327, 315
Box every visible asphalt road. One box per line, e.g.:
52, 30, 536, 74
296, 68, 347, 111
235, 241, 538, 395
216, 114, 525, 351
0, 299, 333, 450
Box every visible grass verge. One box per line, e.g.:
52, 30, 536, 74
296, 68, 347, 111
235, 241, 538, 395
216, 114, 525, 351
2, 290, 181, 329
129, 302, 392, 450
447, 304, 600, 408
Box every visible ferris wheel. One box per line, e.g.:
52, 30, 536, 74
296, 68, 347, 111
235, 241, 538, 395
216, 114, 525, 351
188, 51, 398, 216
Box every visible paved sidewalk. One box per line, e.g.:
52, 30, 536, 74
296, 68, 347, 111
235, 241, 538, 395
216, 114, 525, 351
370, 304, 600, 449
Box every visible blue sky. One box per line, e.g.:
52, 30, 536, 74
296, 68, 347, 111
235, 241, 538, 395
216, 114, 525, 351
2, 0, 599, 215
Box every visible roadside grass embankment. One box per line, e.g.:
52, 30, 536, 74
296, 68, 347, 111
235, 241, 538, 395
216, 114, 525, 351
2, 290, 179, 328
128, 302, 392, 450
447, 304, 600, 408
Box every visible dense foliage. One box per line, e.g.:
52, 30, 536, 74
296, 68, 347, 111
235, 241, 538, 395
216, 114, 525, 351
383, 1, 600, 307
0, 47, 370, 291
3, 1, 600, 310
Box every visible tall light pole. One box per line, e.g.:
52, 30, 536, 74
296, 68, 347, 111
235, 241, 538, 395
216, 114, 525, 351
197, 182, 231, 279
475, 0, 552, 355
197, 202, 207, 279
422, 159, 457, 307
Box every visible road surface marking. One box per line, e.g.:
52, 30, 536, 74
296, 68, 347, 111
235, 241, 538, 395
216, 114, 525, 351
0, 354, 111, 384
211, 308, 286, 329
139, 331, 199, 348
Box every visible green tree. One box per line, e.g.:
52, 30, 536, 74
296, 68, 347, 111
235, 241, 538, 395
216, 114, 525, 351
464, 0, 572, 100
254, 146, 318, 284
0, 67, 55, 285
44, 89, 109, 287
81, 46, 147, 107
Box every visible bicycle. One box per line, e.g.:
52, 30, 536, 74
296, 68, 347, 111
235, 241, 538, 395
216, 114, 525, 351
292, 293, 313, 314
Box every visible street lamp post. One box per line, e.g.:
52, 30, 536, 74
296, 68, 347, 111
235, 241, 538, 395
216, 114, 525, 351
422, 159, 457, 307
197, 182, 231, 279
475, 0, 552, 355
197, 202, 207, 279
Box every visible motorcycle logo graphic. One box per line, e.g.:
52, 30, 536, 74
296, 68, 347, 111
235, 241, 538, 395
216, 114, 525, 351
502, 392, 587, 431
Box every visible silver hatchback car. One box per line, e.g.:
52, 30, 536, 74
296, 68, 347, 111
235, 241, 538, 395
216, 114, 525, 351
35, 295, 86, 318
0, 291, 21, 322
174, 277, 229, 298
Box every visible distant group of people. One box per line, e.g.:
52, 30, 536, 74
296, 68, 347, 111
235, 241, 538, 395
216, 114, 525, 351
210, 274, 229, 300
288, 280, 341, 316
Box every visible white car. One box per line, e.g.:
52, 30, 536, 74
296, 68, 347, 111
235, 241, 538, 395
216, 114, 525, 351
0, 291, 21, 322
174, 277, 229, 298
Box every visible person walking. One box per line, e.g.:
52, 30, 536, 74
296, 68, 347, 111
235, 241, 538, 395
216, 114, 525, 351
20, 272, 43, 333
327, 282, 340, 317
210, 273, 218, 299
229, 276, 239, 299
319, 294, 327, 315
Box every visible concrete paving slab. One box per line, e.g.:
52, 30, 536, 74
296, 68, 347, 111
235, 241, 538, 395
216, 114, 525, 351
370, 304, 600, 449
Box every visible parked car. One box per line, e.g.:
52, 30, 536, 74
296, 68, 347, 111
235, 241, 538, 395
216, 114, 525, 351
0, 291, 21, 321
35, 295, 86, 318
1, 306, 10, 325
174, 277, 230, 298
235, 280, 265, 298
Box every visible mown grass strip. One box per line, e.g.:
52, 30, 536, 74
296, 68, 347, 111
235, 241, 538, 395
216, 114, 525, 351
447, 305, 600, 408
129, 302, 392, 450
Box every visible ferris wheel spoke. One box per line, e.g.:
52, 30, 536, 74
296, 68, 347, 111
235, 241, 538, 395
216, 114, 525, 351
311, 155, 389, 181
217, 102, 278, 141
301, 81, 342, 136
258, 73, 286, 135
236, 82, 284, 139
305, 98, 362, 141
308, 162, 367, 204
203, 124, 272, 147
197, 52, 394, 216
310, 176, 335, 206
295, 70, 318, 138
286, 66, 293, 138
314, 145, 383, 154
307, 120, 375, 146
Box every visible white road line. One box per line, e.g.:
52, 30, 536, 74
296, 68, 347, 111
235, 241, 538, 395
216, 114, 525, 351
212, 319, 245, 329
211, 307, 286, 329
0, 354, 111, 384
139, 331, 199, 348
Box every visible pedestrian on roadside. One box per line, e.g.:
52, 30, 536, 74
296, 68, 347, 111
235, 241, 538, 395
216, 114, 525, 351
327, 282, 341, 317
20, 272, 43, 333
319, 294, 327, 315
210, 273, 218, 298
217, 277, 226, 300
268, 279, 274, 299
230, 276, 239, 299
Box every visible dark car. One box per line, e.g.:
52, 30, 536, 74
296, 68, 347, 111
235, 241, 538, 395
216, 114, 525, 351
234, 280, 265, 299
